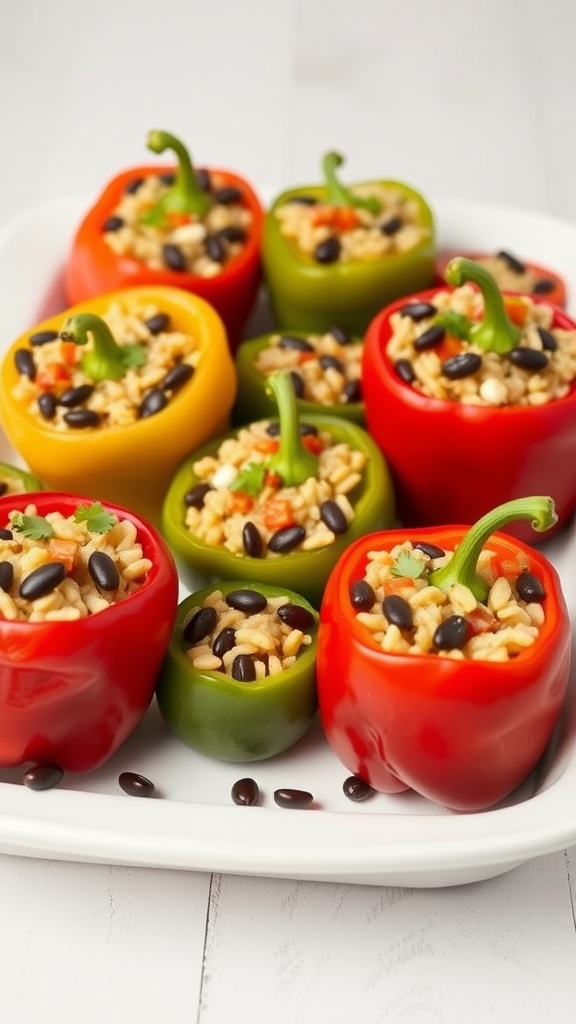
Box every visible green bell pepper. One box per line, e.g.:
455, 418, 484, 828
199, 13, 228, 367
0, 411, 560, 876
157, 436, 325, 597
162, 371, 395, 606
232, 328, 365, 427
262, 150, 436, 335
156, 580, 319, 761
0, 461, 44, 496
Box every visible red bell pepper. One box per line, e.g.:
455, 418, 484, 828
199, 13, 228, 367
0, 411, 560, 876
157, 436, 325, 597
65, 130, 264, 352
362, 257, 576, 542
435, 249, 567, 307
317, 497, 571, 812
0, 491, 179, 772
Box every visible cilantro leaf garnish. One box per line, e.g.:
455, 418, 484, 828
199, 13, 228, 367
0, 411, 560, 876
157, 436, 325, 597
230, 462, 267, 496
433, 310, 472, 340
119, 344, 147, 370
11, 513, 54, 541
73, 502, 118, 534
389, 550, 426, 580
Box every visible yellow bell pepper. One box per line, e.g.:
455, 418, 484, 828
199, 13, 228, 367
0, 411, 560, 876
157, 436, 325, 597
0, 285, 236, 524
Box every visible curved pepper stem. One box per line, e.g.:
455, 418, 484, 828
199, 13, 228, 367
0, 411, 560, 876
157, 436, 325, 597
322, 151, 381, 216
444, 256, 521, 354
60, 313, 127, 382
265, 371, 319, 487
144, 129, 211, 222
429, 497, 557, 602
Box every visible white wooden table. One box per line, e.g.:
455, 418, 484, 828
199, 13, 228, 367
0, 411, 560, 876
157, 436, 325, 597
1, 2, 576, 1021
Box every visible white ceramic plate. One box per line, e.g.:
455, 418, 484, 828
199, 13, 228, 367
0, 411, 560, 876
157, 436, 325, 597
1, 194, 576, 889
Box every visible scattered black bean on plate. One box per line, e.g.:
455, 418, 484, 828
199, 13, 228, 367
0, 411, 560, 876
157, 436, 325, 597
343, 776, 375, 802
23, 763, 64, 791
231, 777, 260, 806
118, 772, 155, 798
274, 788, 314, 809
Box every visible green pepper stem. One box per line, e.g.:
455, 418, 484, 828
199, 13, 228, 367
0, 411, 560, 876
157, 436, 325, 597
322, 151, 381, 215
444, 256, 521, 354
429, 497, 557, 602
60, 313, 125, 382
145, 129, 211, 219
266, 371, 319, 487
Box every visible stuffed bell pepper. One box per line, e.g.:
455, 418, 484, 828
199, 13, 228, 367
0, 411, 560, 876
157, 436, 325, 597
317, 497, 571, 812
0, 285, 236, 525
163, 370, 395, 607
435, 248, 567, 307
65, 129, 264, 351
233, 324, 364, 426
362, 257, 576, 542
156, 581, 318, 761
262, 151, 435, 335
0, 491, 178, 772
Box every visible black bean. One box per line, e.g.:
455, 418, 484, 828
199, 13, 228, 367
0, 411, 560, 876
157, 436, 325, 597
536, 326, 558, 351
314, 236, 341, 264
0, 561, 14, 592
277, 603, 315, 631
14, 348, 36, 380
433, 614, 470, 651
145, 312, 171, 335
343, 776, 375, 802
184, 483, 211, 509
232, 653, 256, 682
242, 521, 263, 558
183, 606, 218, 646
226, 589, 268, 614
63, 409, 101, 428
394, 358, 416, 384
274, 788, 314, 809
497, 250, 525, 274
38, 392, 57, 420
19, 562, 66, 600
380, 215, 402, 236
533, 278, 556, 295
161, 363, 194, 392
349, 579, 376, 611
218, 225, 247, 244
212, 627, 236, 660
0, 483, 6, 497
29, 330, 59, 347
320, 500, 348, 535
290, 371, 304, 398
516, 571, 546, 603
159, 172, 176, 187
382, 594, 413, 630
288, 194, 318, 205
214, 186, 243, 205
162, 243, 187, 271
413, 541, 445, 559
342, 379, 363, 403
118, 772, 155, 797
195, 168, 211, 191
205, 234, 226, 263
268, 525, 306, 553
139, 388, 168, 418
58, 384, 94, 408
102, 215, 124, 232
442, 352, 482, 380
329, 325, 352, 345
0, 529, 13, 540
88, 551, 120, 592
231, 777, 260, 806
319, 354, 344, 373
124, 177, 144, 194
400, 301, 437, 322
414, 325, 446, 351
266, 421, 318, 437
508, 347, 549, 371
278, 335, 315, 353
23, 764, 64, 791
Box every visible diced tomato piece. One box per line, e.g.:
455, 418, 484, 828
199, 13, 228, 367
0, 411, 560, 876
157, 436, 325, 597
229, 491, 254, 515
263, 470, 282, 490
35, 362, 72, 392
466, 606, 498, 636
253, 438, 280, 455
303, 434, 323, 455
46, 538, 79, 574
262, 498, 295, 532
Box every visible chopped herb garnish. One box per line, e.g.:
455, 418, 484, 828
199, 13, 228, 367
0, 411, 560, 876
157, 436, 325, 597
433, 310, 472, 340
11, 513, 54, 541
119, 344, 148, 370
230, 462, 267, 496
389, 550, 426, 580
73, 502, 118, 534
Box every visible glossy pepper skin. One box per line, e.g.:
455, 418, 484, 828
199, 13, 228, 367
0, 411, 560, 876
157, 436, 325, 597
363, 260, 576, 543
0, 491, 179, 772
262, 151, 435, 335
435, 250, 567, 308
156, 581, 318, 761
0, 285, 236, 526
0, 462, 44, 494
65, 130, 264, 351
232, 331, 365, 427
162, 397, 394, 608
317, 499, 571, 812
